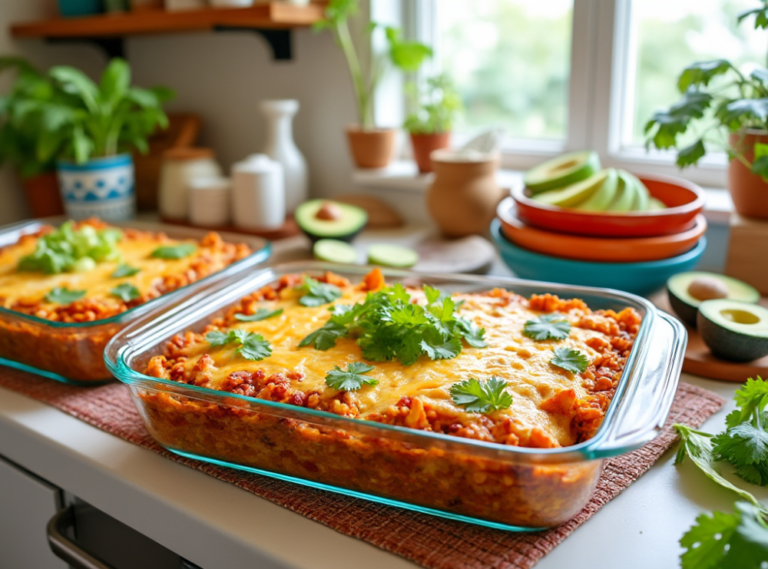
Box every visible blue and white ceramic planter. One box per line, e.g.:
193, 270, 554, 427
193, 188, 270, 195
57, 154, 135, 221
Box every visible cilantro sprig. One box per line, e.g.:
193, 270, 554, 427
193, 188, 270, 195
235, 308, 284, 322
450, 377, 512, 414
111, 263, 140, 278
325, 362, 377, 391
19, 221, 122, 275
205, 328, 272, 361
523, 313, 571, 341
111, 283, 140, 302
550, 347, 589, 374
295, 277, 342, 307
45, 286, 86, 304
299, 283, 487, 365
151, 243, 196, 260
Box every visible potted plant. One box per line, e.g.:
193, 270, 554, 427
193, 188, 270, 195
404, 73, 462, 174
644, 3, 768, 219
0, 57, 65, 217
34, 57, 173, 220
315, 0, 432, 169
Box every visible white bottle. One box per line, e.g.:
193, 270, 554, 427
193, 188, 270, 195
260, 99, 308, 214
231, 154, 285, 231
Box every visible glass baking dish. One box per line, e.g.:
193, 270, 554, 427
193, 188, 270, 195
0, 218, 271, 385
105, 262, 686, 531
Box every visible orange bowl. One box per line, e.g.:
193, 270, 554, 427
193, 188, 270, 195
511, 172, 705, 237
497, 198, 708, 263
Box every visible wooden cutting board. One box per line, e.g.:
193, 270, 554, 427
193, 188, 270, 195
652, 292, 768, 382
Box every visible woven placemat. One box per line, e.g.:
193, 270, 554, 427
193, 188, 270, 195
0, 367, 724, 569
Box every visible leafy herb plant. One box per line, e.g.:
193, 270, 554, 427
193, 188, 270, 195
205, 329, 272, 361
325, 362, 377, 391
644, 5, 768, 179
450, 377, 512, 414
314, 0, 432, 130
404, 73, 462, 135
299, 283, 486, 365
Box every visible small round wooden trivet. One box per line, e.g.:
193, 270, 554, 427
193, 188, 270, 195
652, 292, 768, 382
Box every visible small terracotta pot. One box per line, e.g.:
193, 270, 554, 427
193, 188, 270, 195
729, 131, 768, 219
21, 172, 64, 218
410, 132, 451, 173
345, 127, 396, 169
427, 151, 504, 237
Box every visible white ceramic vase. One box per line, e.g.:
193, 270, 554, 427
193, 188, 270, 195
260, 99, 307, 214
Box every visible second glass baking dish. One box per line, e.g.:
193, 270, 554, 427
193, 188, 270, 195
0, 218, 271, 385
105, 262, 686, 531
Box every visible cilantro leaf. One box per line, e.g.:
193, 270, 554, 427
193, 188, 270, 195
726, 376, 768, 428
235, 308, 284, 322
523, 313, 571, 341
450, 377, 513, 414
325, 362, 377, 391
680, 502, 768, 569
236, 333, 272, 361
111, 263, 140, 278
713, 423, 768, 484
420, 329, 462, 361
205, 328, 272, 361
295, 277, 342, 307
44, 286, 86, 304
150, 243, 196, 259
110, 283, 140, 302
674, 424, 767, 512
299, 321, 347, 350
550, 347, 589, 374
456, 316, 487, 348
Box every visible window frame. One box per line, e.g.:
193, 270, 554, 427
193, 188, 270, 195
407, 0, 730, 188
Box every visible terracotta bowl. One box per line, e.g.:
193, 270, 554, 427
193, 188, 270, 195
497, 199, 708, 263
511, 172, 705, 237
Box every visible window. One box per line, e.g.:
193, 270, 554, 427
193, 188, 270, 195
410, 0, 768, 185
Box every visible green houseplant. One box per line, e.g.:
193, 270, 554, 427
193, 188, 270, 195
644, 2, 768, 218
404, 73, 462, 173
315, 0, 432, 168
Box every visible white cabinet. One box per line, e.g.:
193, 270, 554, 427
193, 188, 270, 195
0, 456, 67, 569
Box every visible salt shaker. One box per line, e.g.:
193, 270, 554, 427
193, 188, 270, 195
231, 154, 285, 231
189, 176, 231, 227
158, 148, 222, 221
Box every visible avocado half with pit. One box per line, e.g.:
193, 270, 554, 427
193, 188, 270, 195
698, 300, 768, 362
295, 200, 367, 244
524, 150, 601, 194
667, 272, 760, 328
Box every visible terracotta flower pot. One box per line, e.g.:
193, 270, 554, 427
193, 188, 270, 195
410, 132, 451, 173
729, 131, 768, 219
426, 150, 504, 237
345, 127, 396, 169
21, 172, 64, 218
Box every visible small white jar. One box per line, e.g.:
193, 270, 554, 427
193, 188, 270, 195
158, 148, 222, 221
189, 176, 231, 227
231, 154, 285, 231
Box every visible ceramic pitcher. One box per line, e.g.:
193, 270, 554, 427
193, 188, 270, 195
426, 150, 504, 237
261, 100, 308, 214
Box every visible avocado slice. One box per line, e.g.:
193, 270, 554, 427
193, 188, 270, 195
575, 168, 619, 211
606, 171, 636, 212
367, 244, 419, 268
532, 170, 607, 208
698, 299, 768, 362
314, 239, 358, 264
524, 151, 601, 194
667, 271, 760, 328
295, 200, 367, 243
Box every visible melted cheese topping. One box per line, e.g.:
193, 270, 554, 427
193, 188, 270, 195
182, 286, 617, 447
0, 235, 204, 309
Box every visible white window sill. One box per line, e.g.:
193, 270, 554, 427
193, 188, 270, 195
352, 160, 734, 226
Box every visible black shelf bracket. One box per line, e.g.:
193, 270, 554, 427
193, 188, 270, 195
46, 36, 126, 60
213, 26, 293, 61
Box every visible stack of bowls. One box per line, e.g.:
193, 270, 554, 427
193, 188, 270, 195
491, 173, 708, 296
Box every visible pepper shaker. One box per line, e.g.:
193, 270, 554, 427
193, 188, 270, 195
231, 154, 285, 231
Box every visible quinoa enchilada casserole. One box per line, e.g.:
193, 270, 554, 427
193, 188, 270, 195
136, 267, 645, 527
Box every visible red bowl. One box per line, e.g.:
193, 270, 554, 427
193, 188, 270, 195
511, 172, 705, 237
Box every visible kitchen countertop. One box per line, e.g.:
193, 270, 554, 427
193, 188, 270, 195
0, 229, 766, 569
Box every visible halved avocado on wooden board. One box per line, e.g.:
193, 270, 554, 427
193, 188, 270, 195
698, 299, 768, 362
524, 151, 600, 194
667, 272, 760, 328
295, 200, 367, 243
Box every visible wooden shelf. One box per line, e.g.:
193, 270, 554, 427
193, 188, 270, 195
10, 3, 325, 60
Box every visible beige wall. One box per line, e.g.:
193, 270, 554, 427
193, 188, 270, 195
0, 1, 359, 224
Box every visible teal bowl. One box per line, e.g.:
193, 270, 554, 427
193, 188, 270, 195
491, 219, 706, 296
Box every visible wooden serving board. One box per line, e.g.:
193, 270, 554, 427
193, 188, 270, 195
651, 292, 768, 382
